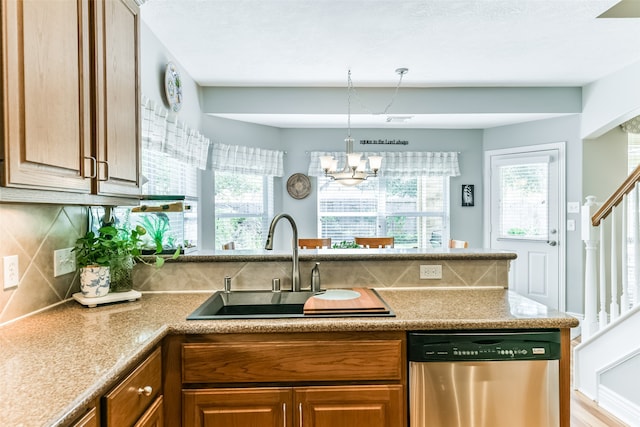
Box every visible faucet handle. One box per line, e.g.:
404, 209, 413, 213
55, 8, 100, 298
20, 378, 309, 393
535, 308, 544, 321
272, 278, 281, 293
224, 276, 231, 293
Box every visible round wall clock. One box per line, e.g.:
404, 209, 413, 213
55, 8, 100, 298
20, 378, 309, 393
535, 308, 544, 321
286, 173, 311, 199
164, 62, 183, 112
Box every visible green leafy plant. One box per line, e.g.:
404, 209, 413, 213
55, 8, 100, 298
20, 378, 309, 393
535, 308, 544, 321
74, 225, 179, 270
139, 213, 176, 254
73, 228, 117, 268
332, 240, 360, 249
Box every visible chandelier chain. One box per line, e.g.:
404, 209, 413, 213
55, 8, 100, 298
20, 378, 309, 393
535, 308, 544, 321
347, 69, 406, 116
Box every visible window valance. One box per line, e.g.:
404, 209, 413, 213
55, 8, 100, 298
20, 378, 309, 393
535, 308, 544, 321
308, 151, 460, 177
212, 142, 284, 177
620, 116, 640, 134
141, 95, 211, 169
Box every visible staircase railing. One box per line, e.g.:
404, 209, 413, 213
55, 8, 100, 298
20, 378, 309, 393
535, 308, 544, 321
582, 164, 640, 340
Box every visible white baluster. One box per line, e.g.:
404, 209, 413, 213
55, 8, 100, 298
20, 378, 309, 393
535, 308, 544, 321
599, 222, 608, 328
610, 205, 619, 321
621, 194, 629, 314
582, 195, 600, 339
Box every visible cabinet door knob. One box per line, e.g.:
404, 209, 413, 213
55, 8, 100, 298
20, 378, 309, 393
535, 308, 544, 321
137, 385, 153, 396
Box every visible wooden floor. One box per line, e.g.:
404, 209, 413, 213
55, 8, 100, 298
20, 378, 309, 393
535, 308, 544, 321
570, 339, 629, 427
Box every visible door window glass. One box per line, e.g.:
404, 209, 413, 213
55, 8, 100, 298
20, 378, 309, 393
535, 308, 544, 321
497, 159, 549, 240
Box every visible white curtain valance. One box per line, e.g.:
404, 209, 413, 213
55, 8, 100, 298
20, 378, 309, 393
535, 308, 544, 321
620, 116, 640, 134
308, 151, 460, 177
212, 142, 284, 177
141, 95, 211, 169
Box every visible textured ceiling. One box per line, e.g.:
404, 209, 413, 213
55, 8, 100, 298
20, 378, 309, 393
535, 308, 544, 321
141, 0, 640, 128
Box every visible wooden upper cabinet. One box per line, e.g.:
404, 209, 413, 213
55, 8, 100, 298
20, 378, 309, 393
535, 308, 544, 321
0, 0, 140, 197
1, 0, 92, 192
92, 0, 141, 196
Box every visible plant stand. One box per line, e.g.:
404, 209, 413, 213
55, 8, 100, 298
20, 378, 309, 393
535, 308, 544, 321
72, 290, 142, 308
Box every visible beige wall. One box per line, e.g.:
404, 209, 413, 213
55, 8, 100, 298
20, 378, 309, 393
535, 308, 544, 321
134, 258, 510, 292
0, 205, 86, 325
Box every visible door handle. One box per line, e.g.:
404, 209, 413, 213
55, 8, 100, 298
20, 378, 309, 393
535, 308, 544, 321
547, 240, 557, 246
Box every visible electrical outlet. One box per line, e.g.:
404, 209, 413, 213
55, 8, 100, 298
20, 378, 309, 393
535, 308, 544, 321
420, 264, 442, 279
3, 255, 19, 289
54, 247, 76, 277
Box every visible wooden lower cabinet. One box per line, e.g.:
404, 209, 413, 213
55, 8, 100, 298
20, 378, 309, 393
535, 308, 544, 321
183, 385, 403, 427
164, 332, 407, 427
103, 347, 162, 427
296, 385, 403, 427
183, 388, 290, 427
134, 395, 164, 427
68, 407, 98, 427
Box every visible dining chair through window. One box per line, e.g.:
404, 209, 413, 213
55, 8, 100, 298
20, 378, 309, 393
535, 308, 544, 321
449, 239, 468, 248
298, 238, 332, 249
354, 237, 395, 248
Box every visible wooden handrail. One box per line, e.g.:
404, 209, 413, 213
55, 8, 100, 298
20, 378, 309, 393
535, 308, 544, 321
592, 164, 640, 226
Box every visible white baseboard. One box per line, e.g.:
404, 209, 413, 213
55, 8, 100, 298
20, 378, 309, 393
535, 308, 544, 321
599, 385, 640, 427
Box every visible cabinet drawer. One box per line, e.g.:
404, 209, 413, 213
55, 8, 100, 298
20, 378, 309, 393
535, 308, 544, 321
103, 347, 162, 427
183, 339, 403, 384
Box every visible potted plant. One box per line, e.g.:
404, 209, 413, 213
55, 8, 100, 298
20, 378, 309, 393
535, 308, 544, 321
73, 228, 115, 298
104, 224, 179, 292
74, 225, 179, 295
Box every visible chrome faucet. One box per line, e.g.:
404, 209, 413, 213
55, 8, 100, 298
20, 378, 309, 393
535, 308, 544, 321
265, 213, 301, 292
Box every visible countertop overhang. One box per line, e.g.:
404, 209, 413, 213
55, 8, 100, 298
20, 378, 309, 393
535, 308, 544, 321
0, 288, 577, 427
165, 248, 518, 263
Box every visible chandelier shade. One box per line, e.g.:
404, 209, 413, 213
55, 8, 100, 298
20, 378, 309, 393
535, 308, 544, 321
321, 68, 407, 186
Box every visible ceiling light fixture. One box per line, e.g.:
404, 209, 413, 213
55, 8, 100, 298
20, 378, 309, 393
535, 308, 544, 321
320, 68, 408, 186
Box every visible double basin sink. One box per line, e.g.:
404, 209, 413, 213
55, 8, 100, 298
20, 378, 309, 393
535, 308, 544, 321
187, 289, 394, 320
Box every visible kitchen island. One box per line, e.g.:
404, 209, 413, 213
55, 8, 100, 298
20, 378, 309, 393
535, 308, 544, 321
0, 288, 577, 427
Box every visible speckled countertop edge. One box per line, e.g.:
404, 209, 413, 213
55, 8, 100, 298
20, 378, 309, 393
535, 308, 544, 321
0, 288, 578, 427
157, 248, 517, 263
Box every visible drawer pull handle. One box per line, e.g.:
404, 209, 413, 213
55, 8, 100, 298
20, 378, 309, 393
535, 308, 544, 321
282, 402, 286, 427
84, 156, 97, 179
299, 402, 303, 426
137, 386, 153, 396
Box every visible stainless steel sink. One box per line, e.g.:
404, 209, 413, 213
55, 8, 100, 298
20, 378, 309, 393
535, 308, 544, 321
187, 290, 315, 319
186, 289, 395, 319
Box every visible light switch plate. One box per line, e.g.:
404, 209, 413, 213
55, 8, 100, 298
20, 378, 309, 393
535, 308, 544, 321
54, 248, 76, 277
567, 202, 580, 214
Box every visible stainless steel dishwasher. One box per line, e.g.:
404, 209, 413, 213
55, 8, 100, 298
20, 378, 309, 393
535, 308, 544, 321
408, 329, 561, 427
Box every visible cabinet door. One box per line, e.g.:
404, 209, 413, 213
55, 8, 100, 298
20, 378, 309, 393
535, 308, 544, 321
92, 0, 140, 196
68, 407, 98, 427
133, 395, 164, 427
1, 0, 92, 192
183, 388, 292, 427
295, 385, 405, 427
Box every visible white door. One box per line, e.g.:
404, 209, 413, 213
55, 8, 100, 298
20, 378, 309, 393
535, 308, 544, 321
488, 145, 564, 310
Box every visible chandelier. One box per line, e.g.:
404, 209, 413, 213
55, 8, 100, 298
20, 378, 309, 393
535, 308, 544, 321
320, 68, 408, 186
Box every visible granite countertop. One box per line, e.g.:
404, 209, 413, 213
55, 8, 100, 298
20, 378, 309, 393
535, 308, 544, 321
0, 288, 578, 427
172, 247, 518, 262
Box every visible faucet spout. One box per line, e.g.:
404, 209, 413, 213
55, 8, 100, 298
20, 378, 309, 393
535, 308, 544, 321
265, 213, 301, 291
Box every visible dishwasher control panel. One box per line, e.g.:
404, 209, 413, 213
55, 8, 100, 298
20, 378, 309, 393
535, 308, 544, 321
408, 329, 561, 361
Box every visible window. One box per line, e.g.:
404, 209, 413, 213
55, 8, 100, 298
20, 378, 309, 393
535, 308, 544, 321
214, 171, 274, 250
141, 149, 199, 249
496, 159, 550, 240
317, 176, 449, 248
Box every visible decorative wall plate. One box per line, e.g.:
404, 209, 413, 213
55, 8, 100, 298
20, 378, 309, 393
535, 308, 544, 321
164, 62, 183, 112
286, 173, 311, 199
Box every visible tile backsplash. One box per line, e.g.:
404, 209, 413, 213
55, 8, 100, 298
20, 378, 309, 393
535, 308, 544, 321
0, 204, 86, 325
1, 202, 510, 326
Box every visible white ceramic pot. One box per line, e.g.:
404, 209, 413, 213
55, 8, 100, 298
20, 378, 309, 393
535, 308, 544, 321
79, 266, 110, 298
